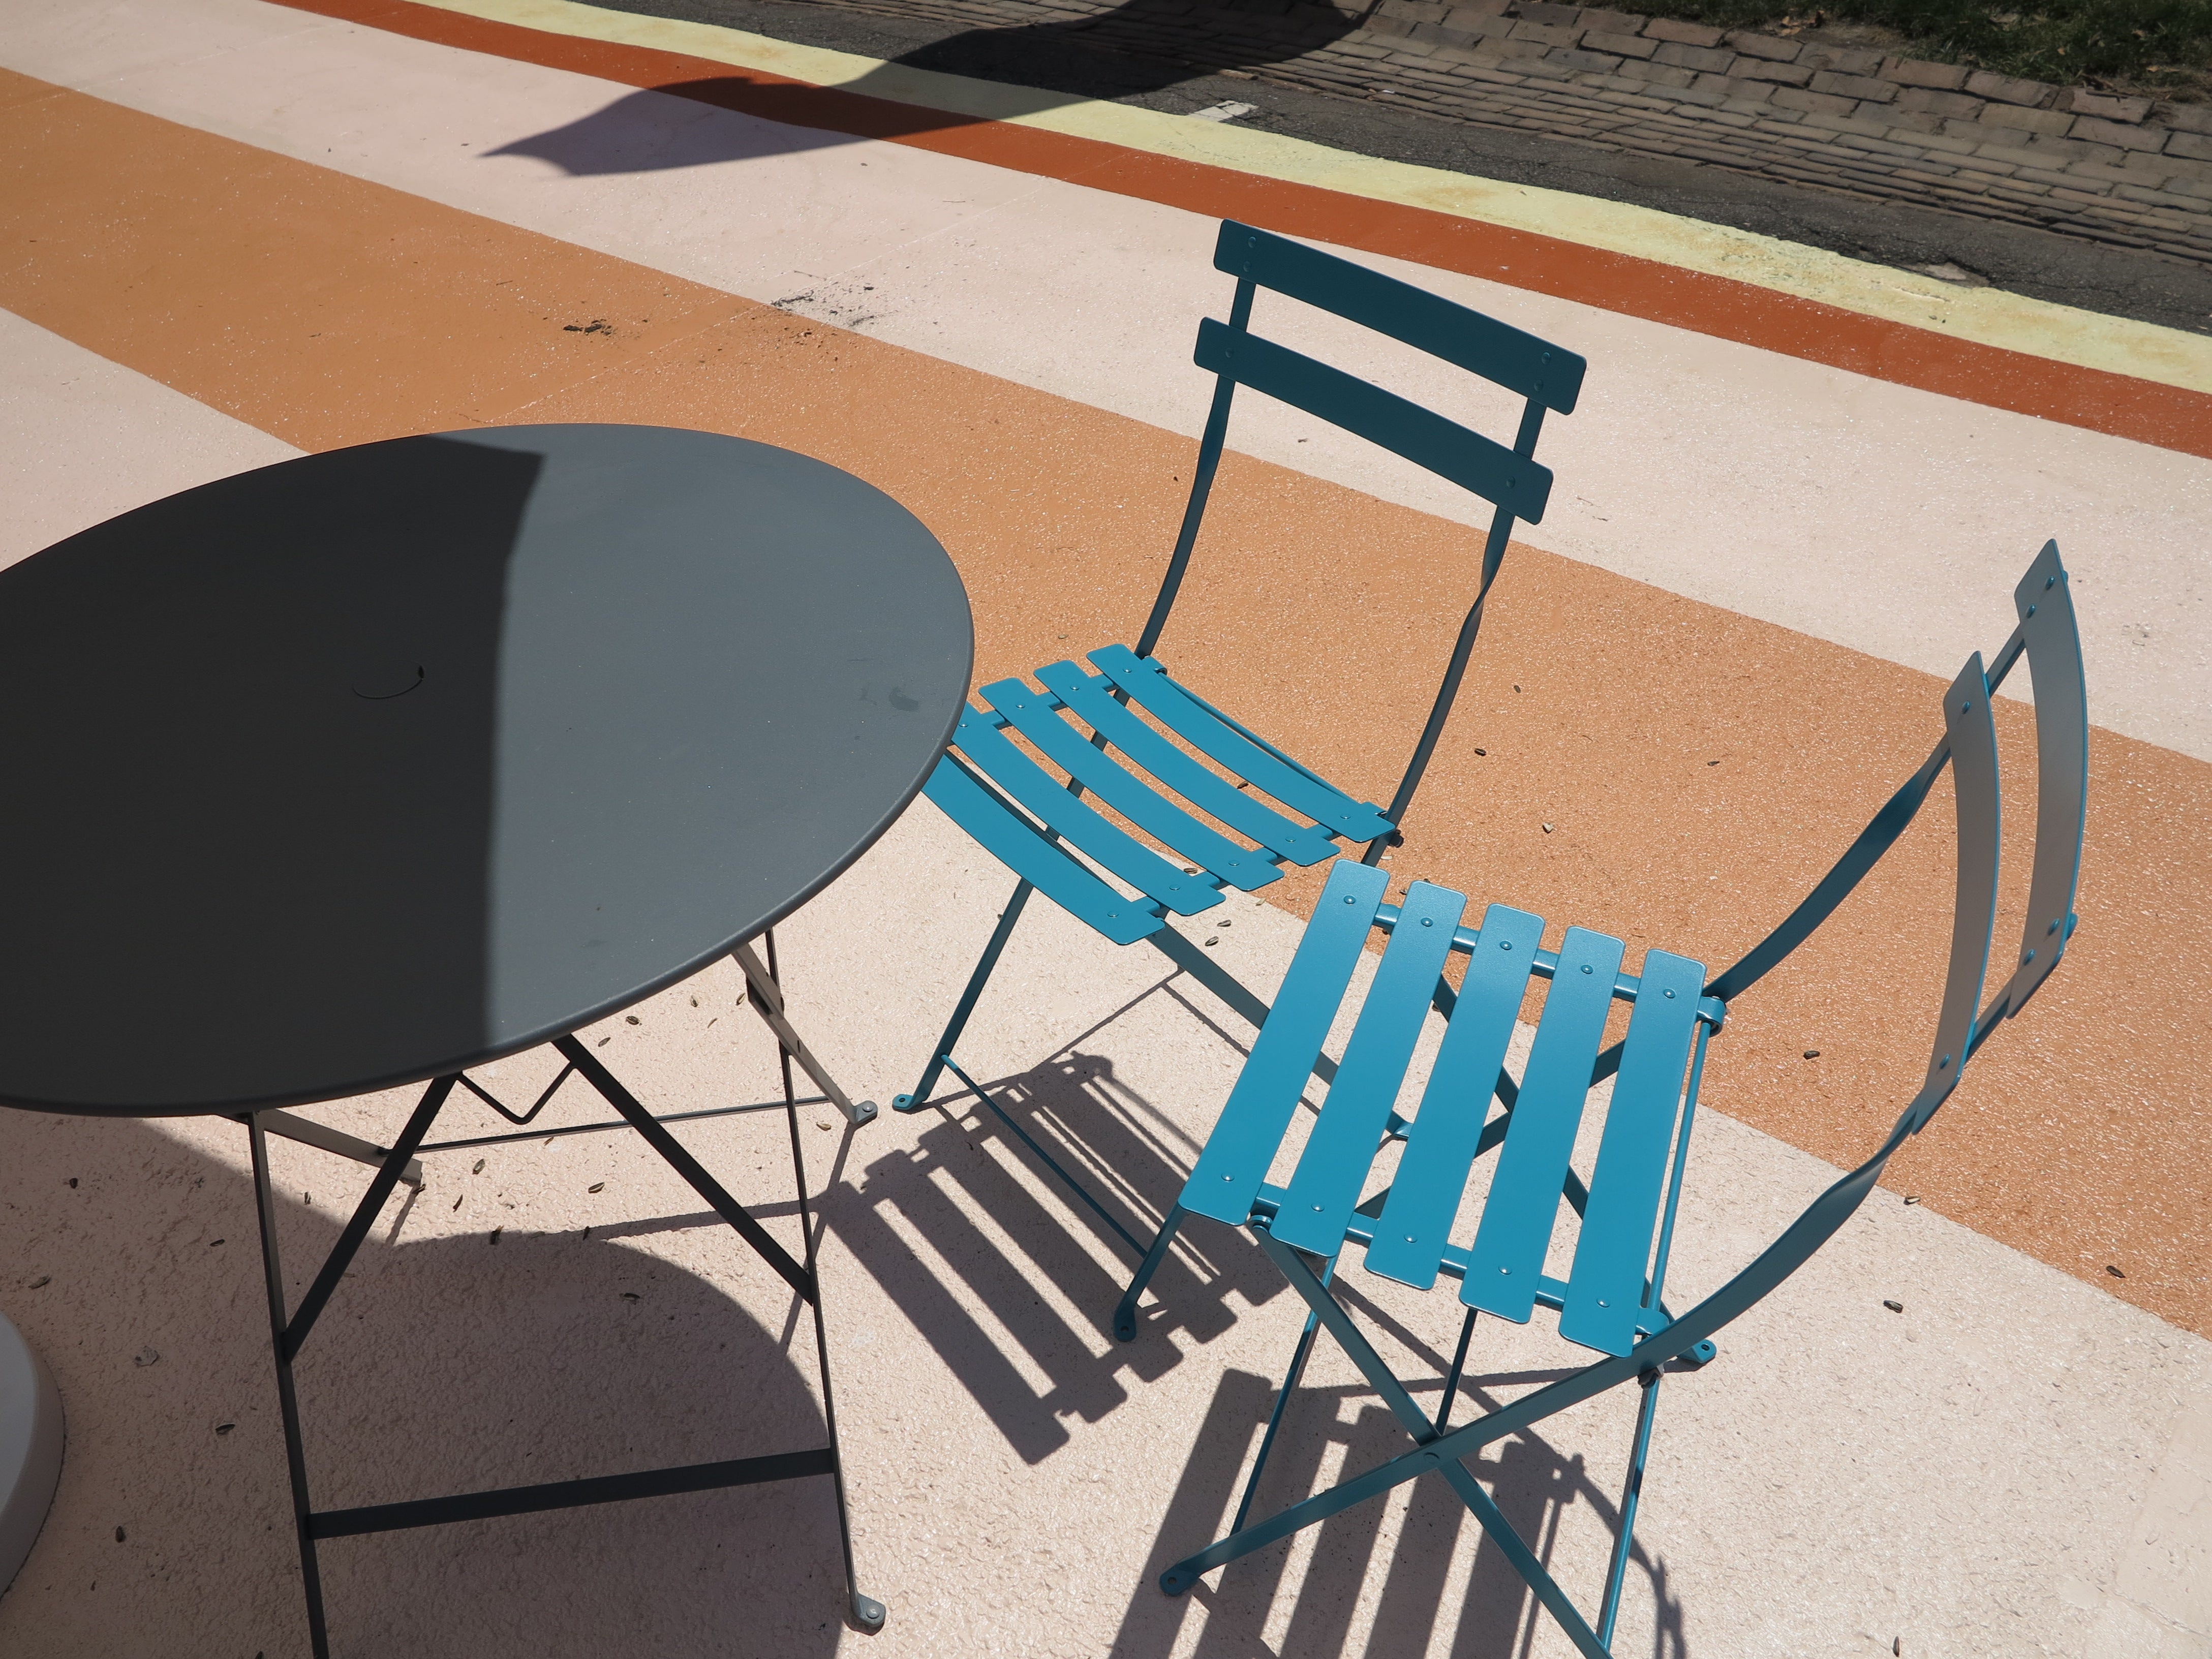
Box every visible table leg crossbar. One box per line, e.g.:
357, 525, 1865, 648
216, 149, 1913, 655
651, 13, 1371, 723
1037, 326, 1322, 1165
245, 931, 883, 1656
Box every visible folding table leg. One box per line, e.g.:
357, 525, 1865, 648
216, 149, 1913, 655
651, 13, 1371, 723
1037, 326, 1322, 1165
760, 928, 885, 1634
731, 940, 878, 1128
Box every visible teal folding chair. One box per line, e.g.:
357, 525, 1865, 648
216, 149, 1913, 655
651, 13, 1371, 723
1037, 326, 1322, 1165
1149, 543, 2087, 1654
896, 222, 1585, 1334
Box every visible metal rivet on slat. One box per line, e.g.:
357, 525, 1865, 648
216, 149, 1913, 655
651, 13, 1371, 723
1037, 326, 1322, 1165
2022, 949, 2036, 965
2025, 604, 2038, 618
1345, 895, 1357, 904
1939, 1055, 1952, 1069
1596, 1299, 1608, 1308
1499, 1266, 1511, 1274
1961, 702, 1973, 714
1422, 917, 1433, 927
1581, 964, 1593, 975
1312, 1204, 1323, 1212
2046, 575, 2057, 589
1664, 989, 1676, 999
1404, 1235, 1417, 1243
2047, 919, 2062, 934
1500, 940, 1513, 951
1222, 1174, 1234, 1181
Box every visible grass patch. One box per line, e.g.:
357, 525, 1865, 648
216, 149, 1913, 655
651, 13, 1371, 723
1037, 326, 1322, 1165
1626, 0, 2212, 91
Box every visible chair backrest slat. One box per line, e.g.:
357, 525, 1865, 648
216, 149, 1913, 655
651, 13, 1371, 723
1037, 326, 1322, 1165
1369, 903, 1545, 1290
1463, 927, 1627, 1323
1558, 949, 1705, 1356
980, 678, 1280, 892
1908, 654, 2001, 1129
1035, 662, 1338, 865
1182, 860, 1389, 1225
1212, 221, 1585, 413
1993, 542, 2088, 1019
1193, 322, 1554, 522
1273, 882, 1467, 1256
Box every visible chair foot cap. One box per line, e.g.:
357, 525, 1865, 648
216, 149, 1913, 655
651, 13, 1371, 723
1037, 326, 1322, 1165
1113, 1304, 1139, 1343
1160, 1569, 1195, 1597
848, 1592, 887, 1633
890, 1094, 922, 1114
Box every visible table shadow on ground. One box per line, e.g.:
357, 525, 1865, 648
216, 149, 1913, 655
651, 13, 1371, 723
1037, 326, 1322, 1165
0, 1112, 849, 1658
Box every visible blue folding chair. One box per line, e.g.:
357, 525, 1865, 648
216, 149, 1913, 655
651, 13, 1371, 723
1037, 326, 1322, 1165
896, 222, 1584, 1329
1149, 543, 2087, 1654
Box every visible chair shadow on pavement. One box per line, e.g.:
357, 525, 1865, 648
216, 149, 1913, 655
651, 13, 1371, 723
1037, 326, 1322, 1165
0, 1113, 848, 1659
1114, 1370, 1694, 1658
485, 0, 1370, 176
837, 1047, 1291, 1465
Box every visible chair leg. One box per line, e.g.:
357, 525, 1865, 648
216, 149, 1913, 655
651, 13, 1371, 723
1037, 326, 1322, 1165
1595, 1369, 1663, 1649
894, 877, 1038, 1113
1230, 1256, 1333, 1531
1113, 1203, 1189, 1342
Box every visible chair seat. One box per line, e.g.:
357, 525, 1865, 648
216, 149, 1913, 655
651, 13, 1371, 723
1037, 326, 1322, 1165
1179, 858, 1723, 1359
924, 643, 1394, 947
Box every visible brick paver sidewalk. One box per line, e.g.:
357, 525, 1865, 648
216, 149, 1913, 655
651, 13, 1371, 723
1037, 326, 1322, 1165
790, 0, 2212, 269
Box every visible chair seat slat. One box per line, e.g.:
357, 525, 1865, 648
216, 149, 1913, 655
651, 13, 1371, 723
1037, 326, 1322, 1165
1181, 862, 1388, 1225
922, 757, 1164, 946
1090, 646, 1395, 843
1559, 949, 1706, 1356
1035, 661, 1339, 866
980, 678, 1282, 892
1368, 904, 1545, 1289
1273, 883, 1466, 1256
953, 708, 1224, 917
1463, 927, 1627, 1323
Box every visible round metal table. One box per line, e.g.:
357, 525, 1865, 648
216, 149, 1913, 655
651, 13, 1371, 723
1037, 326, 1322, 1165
0, 422, 970, 1116
0, 424, 972, 1649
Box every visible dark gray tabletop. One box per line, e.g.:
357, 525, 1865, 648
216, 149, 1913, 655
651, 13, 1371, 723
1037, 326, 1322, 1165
0, 425, 971, 1117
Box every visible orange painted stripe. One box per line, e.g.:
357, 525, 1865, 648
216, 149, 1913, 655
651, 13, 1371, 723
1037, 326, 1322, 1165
276, 0, 2212, 458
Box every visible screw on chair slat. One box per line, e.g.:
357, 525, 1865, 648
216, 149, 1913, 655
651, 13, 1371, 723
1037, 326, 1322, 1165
978, 678, 1283, 892
1462, 927, 1630, 1323
949, 706, 1225, 917
1183, 861, 1390, 1226
1033, 662, 1339, 866
1192, 323, 1555, 520
919, 756, 1162, 947
1272, 882, 1466, 1257
1560, 948, 1704, 1356
1088, 646, 1395, 842
1210, 222, 1584, 413
1367, 903, 1546, 1291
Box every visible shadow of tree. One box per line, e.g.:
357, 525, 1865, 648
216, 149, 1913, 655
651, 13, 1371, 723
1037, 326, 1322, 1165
486, 0, 1375, 176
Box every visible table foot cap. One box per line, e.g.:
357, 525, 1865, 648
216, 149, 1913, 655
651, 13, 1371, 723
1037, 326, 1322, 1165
848, 1591, 888, 1634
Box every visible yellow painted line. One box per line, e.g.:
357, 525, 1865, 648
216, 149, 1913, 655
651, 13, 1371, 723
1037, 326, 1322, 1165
415, 0, 2212, 394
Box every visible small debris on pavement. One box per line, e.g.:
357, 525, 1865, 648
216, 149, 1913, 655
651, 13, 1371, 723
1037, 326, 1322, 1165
215, 1423, 235, 1436
2106, 1264, 2126, 1278
1542, 823, 1554, 834
66, 1177, 76, 1187
1205, 936, 1219, 946
621, 1291, 641, 1302
1473, 747, 1487, 756
625, 1015, 640, 1025
817, 1118, 835, 1131
134, 1348, 159, 1368
451, 1196, 463, 1211
473, 1158, 485, 1174
1883, 1299, 1903, 1312
114, 1527, 126, 1544
208, 1238, 224, 1247
1904, 1195, 1921, 1205
489, 1227, 502, 1245
588, 1182, 605, 1193
26, 1276, 49, 1289
1803, 1049, 1821, 1059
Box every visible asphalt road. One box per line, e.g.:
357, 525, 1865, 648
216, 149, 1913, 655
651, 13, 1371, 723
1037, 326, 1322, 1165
598, 0, 2212, 335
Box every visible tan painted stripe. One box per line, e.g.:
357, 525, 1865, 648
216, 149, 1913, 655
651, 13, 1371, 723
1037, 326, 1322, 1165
5, 70, 2205, 1332
270, 0, 2212, 458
